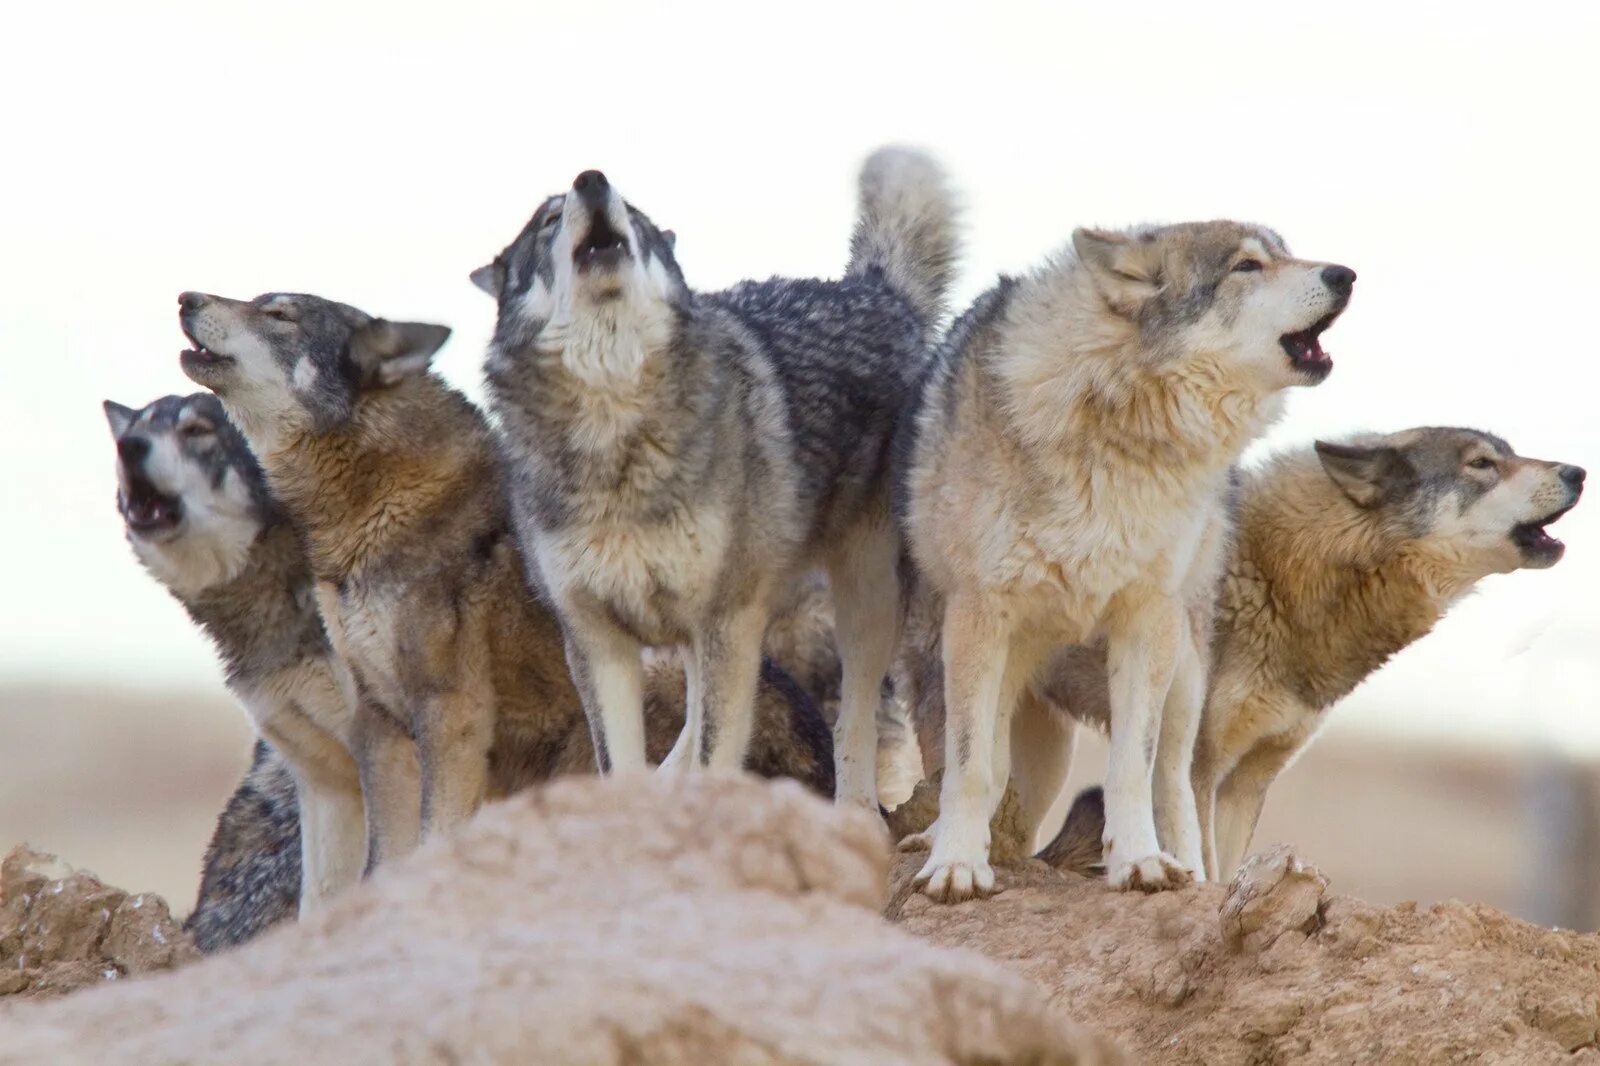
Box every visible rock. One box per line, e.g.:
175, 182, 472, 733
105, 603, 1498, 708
0, 846, 196, 1000
0, 775, 1121, 1065
1218, 845, 1328, 954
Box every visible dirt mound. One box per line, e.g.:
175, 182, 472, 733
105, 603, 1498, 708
891, 844, 1600, 1064
0, 846, 196, 1000
0, 774, 1120, 1065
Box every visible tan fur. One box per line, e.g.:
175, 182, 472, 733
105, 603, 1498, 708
901, 223, 1351, 900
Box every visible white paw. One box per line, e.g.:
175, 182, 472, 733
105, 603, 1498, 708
913, 854, 996, 903
1106, 850, 1194, 892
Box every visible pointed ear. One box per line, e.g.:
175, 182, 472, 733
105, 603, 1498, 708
469, 262, 503, 299
351, 320, 452, 387
659, 229, 676, 252
1072, 227, 1163, 317
1315, 440, 1413, 508
103, 400, 137, 438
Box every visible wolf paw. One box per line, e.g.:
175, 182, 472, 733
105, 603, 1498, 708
1107, 851, 1194, 892
914, 855, 996, 903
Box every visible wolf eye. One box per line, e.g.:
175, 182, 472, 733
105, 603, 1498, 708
1467, 457, 1496, 471
262, 304, 297, 322
1232, 259, 1263, 273
180, 420, 215, 440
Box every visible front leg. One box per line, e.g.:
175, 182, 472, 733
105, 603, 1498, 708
355, 698, 421, 873
658, 650, 699, 774
1153, 627, 1208, 878
293, 772, 366, 916
562, 611, 647, 774
914, 593, 1011, 903
693, 600, 769, 771
827, 523, 901, 810
1213, 734, 1303, 878
1102, 590, 1192, 891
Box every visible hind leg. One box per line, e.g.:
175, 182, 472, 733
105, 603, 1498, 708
356, 702, 421, 872
827, 523, 900, 809
259, 712, 365, 913
694, 598, 769, 771
1009, 688, 1077, 852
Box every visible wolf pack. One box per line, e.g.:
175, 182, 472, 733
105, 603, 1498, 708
103, 147, 1584, 952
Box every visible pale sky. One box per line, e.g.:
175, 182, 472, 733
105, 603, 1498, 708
3, 2, 1596, 751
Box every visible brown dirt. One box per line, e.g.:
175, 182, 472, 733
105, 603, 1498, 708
0, 775, 1120, 1065
0, 845, 197, 999
891, 845, 1600, 1064
6, 773, 1599, 1064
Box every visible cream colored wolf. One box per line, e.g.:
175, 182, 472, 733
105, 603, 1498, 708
898, 221, 1354, 899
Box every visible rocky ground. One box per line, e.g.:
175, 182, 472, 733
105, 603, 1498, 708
2, 775, 1597, 1064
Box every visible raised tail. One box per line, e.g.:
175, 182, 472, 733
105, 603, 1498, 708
1036, 786, 1106, 877
847, 146, 960, 327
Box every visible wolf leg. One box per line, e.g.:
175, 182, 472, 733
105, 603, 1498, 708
693, 599, 769, 771
1009, 688, 1076, 851
827, 523, 900, 809
658, 650, 699, 774
914, 593, 1012, 903
1153, 629, 1208, 878
563, 612, 647, 774
356, 702, 421, 872
1213, 738, 1298, 878
259, 711, 365, 913
1103, 590, 1192, 891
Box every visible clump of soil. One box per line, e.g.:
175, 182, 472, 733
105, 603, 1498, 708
892, 843, 1600, 1064
0, 845, 196, 1000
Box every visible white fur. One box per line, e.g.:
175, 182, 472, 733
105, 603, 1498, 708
125, 443, 261, 599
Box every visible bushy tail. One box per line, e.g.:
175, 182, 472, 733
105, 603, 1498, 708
847, 146, 960, 327
1036, 786, 1106, 877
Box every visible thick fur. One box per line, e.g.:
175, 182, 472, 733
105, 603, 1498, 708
105, 393, 365, 917
1003, 430, 1583, 879
477, 147, 956, 808
190, 648, 838, 952
898, 222, 1353, 900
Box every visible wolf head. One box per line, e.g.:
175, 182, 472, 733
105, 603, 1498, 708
1315, 428, 1585, 572
1071, 221, 1354, 389
176, 291, 451, 452
103, 393, 276, 598
473, 170, 687, 378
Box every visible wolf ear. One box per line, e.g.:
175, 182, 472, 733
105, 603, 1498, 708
659, 229, 676, 252
1315, 440, 1414, 508
1072, 228, 1163, 317
103, 400, 137, 438
469, 262, 504, 299
352, 320, 452, 386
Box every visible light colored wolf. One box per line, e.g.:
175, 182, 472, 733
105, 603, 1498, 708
475, 147, 957, 808
1029, 427, 1585, 879
898, 222, 1354, 899
105, 392, 365, 916
174, 293, 842, 872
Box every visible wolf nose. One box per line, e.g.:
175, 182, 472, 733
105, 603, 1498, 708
573, 169, 610, 205
1560, 464, 1586, 489
178, 292, 208, 312
117, 436, 150, 464
1321, 265, 1356, 296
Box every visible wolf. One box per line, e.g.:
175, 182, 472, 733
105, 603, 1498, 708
898, 221, 1354, 899
104, 392, 366, 916
174, 292, 839, 870
474, 147, 957, 809
189, 647, 840, 952
1027, 428, 1585, 880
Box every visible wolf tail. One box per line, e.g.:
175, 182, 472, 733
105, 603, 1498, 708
1035, 785, 1107, 877
847, 146, 960, 327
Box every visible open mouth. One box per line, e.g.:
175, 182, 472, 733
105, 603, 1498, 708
1279, 310, 1342, 379
573, 210, 631, 275
178, 319, 234, 372
124, 490, 184, 536
1511, 499, 1578, 560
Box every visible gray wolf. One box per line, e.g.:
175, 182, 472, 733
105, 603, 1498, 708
898, 221, 1354, 899
1031, 427, 1584, 879
190, 653, 840, 952
104, 392, 365, 916
475, 147, 956, 809
173, 293, 836, 871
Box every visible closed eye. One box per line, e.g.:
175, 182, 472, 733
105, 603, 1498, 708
180, 421, 215, 440
1467, 457, 1496, 471
1232, 259, 1263, 273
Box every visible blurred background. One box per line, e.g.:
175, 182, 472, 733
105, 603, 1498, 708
2, 2, 1596, 927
